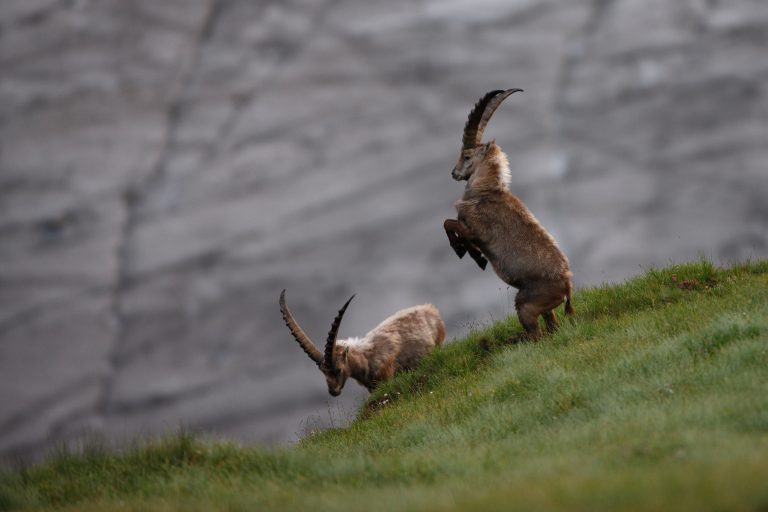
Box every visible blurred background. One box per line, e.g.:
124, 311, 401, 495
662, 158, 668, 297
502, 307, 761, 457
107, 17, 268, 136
1, 0, 766, 462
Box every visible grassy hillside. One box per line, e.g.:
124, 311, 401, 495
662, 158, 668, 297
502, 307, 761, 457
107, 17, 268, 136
2, 260, 767, 512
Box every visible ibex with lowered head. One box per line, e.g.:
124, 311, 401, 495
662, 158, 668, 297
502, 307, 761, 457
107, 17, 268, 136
444, 89, 574, 340
279, 291, 445, 396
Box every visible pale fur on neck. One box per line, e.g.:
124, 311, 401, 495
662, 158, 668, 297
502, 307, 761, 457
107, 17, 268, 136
468, 149, 511, 191
336, 336, 371, 348
490, 150, 511, 188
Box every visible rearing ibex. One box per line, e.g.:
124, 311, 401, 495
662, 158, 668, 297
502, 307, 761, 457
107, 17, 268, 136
279, 290, 444, 396
444, 88, 574, 340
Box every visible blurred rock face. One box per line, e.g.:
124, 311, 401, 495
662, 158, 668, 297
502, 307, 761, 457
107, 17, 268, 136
1, 0, 766, 461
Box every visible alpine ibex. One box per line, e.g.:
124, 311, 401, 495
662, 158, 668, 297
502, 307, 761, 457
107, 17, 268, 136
279, 290, 445, 396
444, 88, 574, 340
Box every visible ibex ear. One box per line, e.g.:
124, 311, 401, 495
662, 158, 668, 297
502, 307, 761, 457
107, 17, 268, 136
342, 346, 350, 364
484, 140, 495, 152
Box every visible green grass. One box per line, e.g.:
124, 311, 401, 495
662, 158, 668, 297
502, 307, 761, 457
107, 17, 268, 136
2, 259, 768, 511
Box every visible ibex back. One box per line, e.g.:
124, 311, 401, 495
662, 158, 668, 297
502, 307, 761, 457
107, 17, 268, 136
444, 89, 574, 340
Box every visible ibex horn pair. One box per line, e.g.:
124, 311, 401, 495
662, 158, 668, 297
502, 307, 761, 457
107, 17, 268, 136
279, 290, 354, 370
461, 88, 523, 150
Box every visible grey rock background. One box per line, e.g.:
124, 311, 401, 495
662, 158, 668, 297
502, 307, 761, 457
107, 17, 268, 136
1, 0, 766, 462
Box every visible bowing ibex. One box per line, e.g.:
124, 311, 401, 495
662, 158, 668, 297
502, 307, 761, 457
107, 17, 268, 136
444, 88, 574, 340
279, 291, 444, 396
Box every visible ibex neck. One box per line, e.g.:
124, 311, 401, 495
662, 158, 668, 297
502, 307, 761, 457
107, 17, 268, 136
337, 338, 374, 385
466, 151, 511, 194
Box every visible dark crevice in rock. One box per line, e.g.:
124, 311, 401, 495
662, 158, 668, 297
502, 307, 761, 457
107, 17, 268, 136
97, 0, 225, 422
1, 0, 75, 30
204, 0, 343, 168
552, 0, 609, 169
583, 0, 618, 35
131, 0, 228, 216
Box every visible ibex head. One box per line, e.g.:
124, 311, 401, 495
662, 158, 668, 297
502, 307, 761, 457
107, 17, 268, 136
452, 88, 522, 181
279, 290, 355, 396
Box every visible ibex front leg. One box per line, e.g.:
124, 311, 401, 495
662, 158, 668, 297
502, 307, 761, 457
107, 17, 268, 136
444, 219, 468, 258
444, 219, 487, 270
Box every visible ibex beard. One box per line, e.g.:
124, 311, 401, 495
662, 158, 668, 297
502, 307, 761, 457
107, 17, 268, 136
444, 88, 574, 340
279, 291, 445, 396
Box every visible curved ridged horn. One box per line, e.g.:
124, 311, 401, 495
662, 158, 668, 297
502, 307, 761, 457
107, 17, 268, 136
279, 290, 323, 366
323, 294, 355, 369
462, 88, 523, 149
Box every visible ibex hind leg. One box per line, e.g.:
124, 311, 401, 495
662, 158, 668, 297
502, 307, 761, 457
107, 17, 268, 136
515, 284, 566, 340
515, 289, 542, 340
543, 310, 558, 333
517, 302, 543, 340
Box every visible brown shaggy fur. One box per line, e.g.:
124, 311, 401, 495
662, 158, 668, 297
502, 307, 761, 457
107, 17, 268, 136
444, 101, 574, 339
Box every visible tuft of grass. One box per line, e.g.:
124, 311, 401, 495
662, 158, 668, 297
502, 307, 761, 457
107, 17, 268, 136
2, 259, 768, 512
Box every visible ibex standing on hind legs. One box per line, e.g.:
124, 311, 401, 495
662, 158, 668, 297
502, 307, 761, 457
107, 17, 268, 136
279, 291, 445, 396
444, 89, 574, 340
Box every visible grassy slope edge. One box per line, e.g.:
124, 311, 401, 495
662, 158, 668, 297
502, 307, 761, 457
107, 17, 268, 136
2, 260, 767, 511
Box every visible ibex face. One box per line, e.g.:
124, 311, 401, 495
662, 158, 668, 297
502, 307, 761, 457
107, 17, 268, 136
451, 142, 493, 181
323, 368, 345, 396
452, 88, 522, 182
323, 346, 351, 396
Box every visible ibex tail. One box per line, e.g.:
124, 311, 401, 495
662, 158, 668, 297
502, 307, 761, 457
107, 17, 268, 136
564, 280, 575, 316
